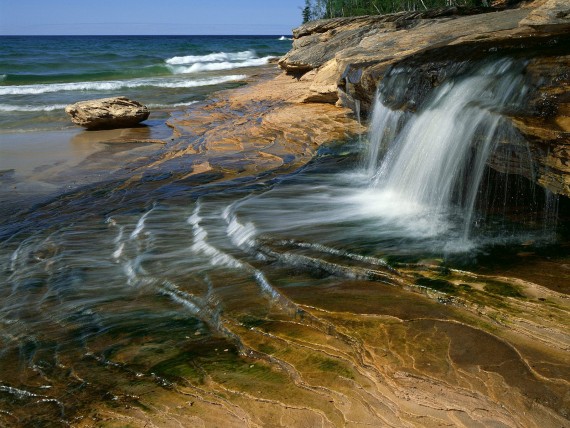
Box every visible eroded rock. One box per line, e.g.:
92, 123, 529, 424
65, 96, 150, 130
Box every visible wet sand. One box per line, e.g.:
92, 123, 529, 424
0, 120, 171, 216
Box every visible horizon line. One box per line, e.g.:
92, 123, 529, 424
0, 34, 292, 37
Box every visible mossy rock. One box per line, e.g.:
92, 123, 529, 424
483, 281, 524, 298
415, 277, 457, 294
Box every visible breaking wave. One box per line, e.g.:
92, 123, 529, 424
147, 101, 199, 109
165, 50, 257, 65
0, 103, 67, 112
168, 57, 273, 74
0, 75, 247, 95
165, 49, 273, 74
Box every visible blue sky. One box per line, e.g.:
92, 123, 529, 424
0, 0, 305, 35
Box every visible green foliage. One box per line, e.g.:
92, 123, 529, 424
302, 0, 485, 21
302, 0, 313, 23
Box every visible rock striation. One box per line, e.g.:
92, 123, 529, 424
65, 96, 150, 130
279, 0, 570, 198
152, 68, 365, 180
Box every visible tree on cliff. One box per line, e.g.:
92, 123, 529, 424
302, 0, 312, 23
302, 0, 480, 20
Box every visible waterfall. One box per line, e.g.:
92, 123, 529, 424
366, 59, 531, 241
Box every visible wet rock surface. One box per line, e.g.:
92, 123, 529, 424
65, 96, 150, 130
1, 4, 569, 427
144, 68, 366, 179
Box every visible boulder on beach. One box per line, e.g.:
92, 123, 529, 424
65, 96, 150, 130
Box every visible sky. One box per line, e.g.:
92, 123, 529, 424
0, 0, 306, 35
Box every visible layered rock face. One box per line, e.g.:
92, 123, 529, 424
65, 96, 150, 130
279, 1, 570, 197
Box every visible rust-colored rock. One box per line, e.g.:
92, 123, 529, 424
143, 68, 365, 178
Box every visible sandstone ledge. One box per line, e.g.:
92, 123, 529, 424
132, 3, 568, 198
136, 68, 365, 180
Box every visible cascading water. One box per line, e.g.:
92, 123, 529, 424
365, 59, 532, 242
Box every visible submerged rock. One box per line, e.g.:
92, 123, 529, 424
65, 96, 150, 130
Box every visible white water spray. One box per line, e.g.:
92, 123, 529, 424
366, 59, 529, 240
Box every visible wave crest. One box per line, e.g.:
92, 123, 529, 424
147, 101, 199, 109
0, 75, 247, 95
165, 49, 273, 74
165, 50, 257, 65
169, 57, 273, 74
0, 103, 67, 112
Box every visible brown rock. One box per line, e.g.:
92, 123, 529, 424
65, 96, 150, 130
155, 67, 365, 178
520, 0, 570, 32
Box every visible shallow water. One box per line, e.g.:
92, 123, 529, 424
0, 136, 568, 425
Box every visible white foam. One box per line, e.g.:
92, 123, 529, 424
0, 75, 247, 95
188, 204, 243, 269
130, 209, 153, 240
253, 271, 280, 300
166, 50, 256, 65
348, 188, 448, 238
152, 75, 246, 87
123, 256, 150, 286
168, 57, 273, 74
161, 287, 201, 314
0, 385, 42, 399
147, 101, 198, 109
123, 260, 137, 285
222, 206, 257, 249
0, 103, 67, 112
112, 243, 125, 260
278, 36, 292, 41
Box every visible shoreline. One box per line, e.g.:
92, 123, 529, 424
0, 62, 365, 221
0, 59, 359, 191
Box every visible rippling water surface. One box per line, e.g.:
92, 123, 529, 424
0, 35, 291, 131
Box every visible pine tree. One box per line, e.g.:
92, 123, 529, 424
303, 0, 480, 22
302, 6, 311, 23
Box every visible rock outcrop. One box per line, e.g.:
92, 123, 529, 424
279, 1, 570, 197
152, 68, 365, 179
65, 96, 150, 130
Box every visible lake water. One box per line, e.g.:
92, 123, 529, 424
0, 35, 291, 132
